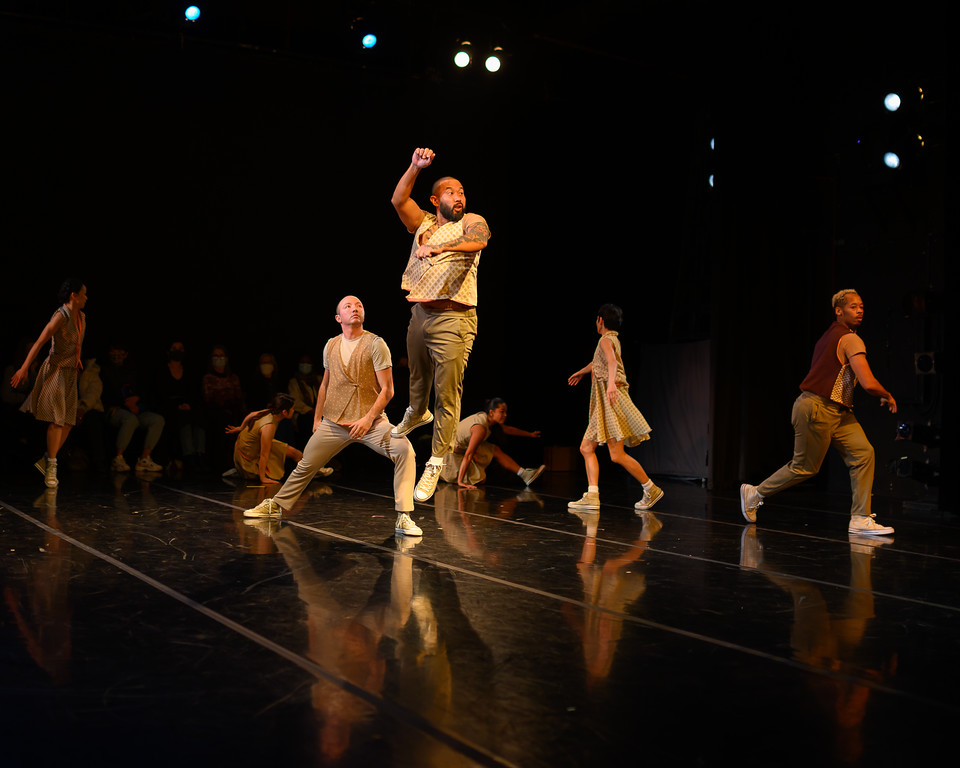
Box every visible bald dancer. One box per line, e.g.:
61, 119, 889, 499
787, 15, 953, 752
390, 146, 491, 503
245, 295, 422, 537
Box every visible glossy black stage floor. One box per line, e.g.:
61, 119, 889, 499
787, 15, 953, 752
2, 459, 958, 768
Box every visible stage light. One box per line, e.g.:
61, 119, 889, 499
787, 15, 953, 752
485, 47, 503, 72
883, 152, 900, 169
454, 41, 473, 68
184, 5, 200, 22
884, 92, 901, 112
362, 33, 377, 49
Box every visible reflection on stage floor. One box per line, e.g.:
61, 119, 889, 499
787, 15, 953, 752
2, 462, 958, 767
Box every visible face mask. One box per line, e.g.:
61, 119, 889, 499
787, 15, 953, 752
298, 363, 313, 375
212, 356, 227, 369
260, 363, 275, 377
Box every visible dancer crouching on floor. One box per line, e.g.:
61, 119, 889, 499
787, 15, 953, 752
440, 397, 545, 489
227, 394, 304, 484
11, 278, 88, 488
244, 295, 422, 537
567, 304, 663, 512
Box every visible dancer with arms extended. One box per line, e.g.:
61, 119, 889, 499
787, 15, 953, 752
568, 304, 663, 512
244, 296, 422, 537
11, 278, 88, 488
740, 289, 897, 535
390, 146, 491, 503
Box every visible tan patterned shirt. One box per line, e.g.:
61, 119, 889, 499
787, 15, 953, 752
400, 212, 482, 306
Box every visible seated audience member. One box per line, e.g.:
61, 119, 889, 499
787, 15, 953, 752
157, 340, 207, 472
202, 344, 245, 470
101, 342, 165, 472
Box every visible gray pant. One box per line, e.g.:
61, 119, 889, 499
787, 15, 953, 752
406, 303, 477, 458
109, 408, 165, 453
273, 416, 416, 512
758, 392, 876, 518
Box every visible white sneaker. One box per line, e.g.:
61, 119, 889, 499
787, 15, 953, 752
44, 458, 58, 489
34, 455, 47, 476
317, 466, 334, 477
518, 465, 546, 486
395, 512, 423, 536
244, 498, 284, 518
391, 408, 434, 438
414, 463, 443, 502
111, 455, 131, 472
848, 515, 894, 536
634, 485, 664, 510
568, 492, 600, 510
740, 483, 762, 523
136, 457, 163, 472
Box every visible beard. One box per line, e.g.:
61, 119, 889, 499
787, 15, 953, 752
438, 201, 465, 222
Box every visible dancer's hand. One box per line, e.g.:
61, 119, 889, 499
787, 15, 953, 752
10, 366, 27, 389
606, 383, 618, 405
345, 414, 374, 439
411, 147, 435, 169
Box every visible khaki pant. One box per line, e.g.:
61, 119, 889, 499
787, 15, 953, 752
759, 392, 875, 518
406, 303, 477, 457
273, 416, 416, 512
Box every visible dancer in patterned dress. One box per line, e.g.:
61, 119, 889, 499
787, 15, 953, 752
10, 279, 88, 488
567, 304, 663, 511
227, 394, 303, 484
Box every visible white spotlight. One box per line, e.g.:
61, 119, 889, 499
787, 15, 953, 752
484, 47, 503, 73
454, 41, 472, 68
883, 152, 901, 169
185, 5, 200, 22
884, 93, 901, 112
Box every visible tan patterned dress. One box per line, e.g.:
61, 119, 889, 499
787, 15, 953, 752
233, 414, 289, 481
22, 305, 86, 426
584, 331, 651, 447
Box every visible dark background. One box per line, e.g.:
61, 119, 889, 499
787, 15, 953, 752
1, 2, 948, 503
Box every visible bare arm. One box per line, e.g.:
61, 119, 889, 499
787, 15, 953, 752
342, 367, 395, 439
848, 354, 897, 413
601, 337, 619, 405
313, 369, 330, 432
503, 424, 541, 438
457, 424, 488, 488
10, 312, 65, 388
258, 420, 278, 483
568, 361, 594, 386
391, 148, 433, 232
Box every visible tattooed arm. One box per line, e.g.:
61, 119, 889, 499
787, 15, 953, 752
414, 213, 491, 260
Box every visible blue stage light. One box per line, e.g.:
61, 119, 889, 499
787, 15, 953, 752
185, 5, 201, 22
362, 33, 377, 49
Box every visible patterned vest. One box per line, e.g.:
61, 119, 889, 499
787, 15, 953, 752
322, 332, 383, 424
799, 321, 859, 408
401, 212, 481, 306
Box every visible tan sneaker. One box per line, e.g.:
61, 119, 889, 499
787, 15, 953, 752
391, 408, 434, 438
848, 515, 894, 536
740, 484, 763, 523
395, 512, 423, 537
244, 498, 284, 518
414, 463, 443, 502
568, 492, 600, 510
634, 485, 664, 510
